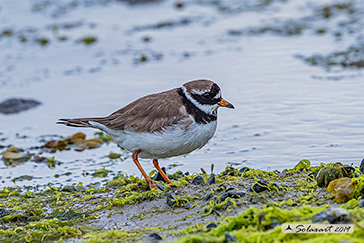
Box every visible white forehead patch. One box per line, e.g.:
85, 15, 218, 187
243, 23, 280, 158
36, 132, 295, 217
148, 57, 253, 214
191, 89, 209, 95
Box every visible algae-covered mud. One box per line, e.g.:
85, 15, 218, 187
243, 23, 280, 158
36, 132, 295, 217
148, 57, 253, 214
1, 161, 364, 242
1, 0, 364, 186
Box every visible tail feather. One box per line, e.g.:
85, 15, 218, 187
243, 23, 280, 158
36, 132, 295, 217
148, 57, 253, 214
56, 118, 103, 128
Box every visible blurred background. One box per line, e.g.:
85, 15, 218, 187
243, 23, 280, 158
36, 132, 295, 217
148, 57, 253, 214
0, 0, 363, 187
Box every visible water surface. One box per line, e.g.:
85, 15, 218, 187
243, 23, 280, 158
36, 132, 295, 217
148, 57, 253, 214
1, 0, 363, 186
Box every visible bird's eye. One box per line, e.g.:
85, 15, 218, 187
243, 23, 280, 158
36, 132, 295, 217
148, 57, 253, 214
202, 93, 210, 98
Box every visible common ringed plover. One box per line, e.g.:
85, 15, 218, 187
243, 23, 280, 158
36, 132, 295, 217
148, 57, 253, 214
57, 79, 234, 189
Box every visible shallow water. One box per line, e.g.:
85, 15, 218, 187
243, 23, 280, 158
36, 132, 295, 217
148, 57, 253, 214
0, 0, 363, 186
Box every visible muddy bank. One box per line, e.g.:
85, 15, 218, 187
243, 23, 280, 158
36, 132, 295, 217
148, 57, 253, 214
1, 160, 364, 242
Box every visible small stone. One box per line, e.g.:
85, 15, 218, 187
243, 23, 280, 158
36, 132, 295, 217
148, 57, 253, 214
156, 184, 166, 191
206, 223, 217, 229
360, 158, 364, 174
218, 193, 229, 203
0, 209, 7, 218
0, 98, 41, 114
249, 181, 269, 193
148, 233, 162, 240
224, 232, 237, 242
222, 167, 236, 176
206, 174, 215, 185
239, 167, 250, 173
227, 190, 245, 198
183, 202, 194, 209
312, 208, 352, 224
175, 2, 184, 9
152, 167, 167, 182
217, 184, 227, 192
358, 199, 364, 207
191, 176, 204, 185
308, 172, 317, 179
184, 171, 189, 176
166, 194, 175, 207
203, 193, 211, 201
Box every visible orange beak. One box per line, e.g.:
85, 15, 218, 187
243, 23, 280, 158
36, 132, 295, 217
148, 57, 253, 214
218, 98, 234, 109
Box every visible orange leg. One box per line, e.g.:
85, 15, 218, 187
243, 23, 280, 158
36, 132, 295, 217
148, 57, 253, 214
153, 159, 172, 184
132, 150, 157, 190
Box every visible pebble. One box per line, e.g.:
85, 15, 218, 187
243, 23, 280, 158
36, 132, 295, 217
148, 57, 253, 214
206, 174, 216, 185
249, 180, 269, 193
203, 193, 212, 201
222, 167, 236, 176
183, 202, 194, 209
0, 98, 41, 114
206, 223, 217, 229
0, 209, 7, 218
218, 190, 245, 203
151, 167, 167, 182
227, 190, 245, 198
307, 172, 317, 179
358, 199, 364, 207
239, 167, 250, 173
224, 232, 237, 242
312, 208, 352, 224
156, 184, 166, 191
148, 233, 162, 240
191, 176, 204, 185
166, 194, 175, 207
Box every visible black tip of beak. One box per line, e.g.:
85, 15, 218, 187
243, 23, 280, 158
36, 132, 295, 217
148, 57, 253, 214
227, 103, 234, 109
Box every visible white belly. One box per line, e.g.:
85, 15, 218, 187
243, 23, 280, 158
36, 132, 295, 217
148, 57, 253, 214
91, 121, 217, 159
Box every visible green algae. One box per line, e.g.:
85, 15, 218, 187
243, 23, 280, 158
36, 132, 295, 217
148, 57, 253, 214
175, 206, 364, 243
91, 168, 111, 178
1, 161, 364, 243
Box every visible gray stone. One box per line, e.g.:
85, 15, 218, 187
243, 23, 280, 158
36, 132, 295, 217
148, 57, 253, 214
0, 98, 41, 114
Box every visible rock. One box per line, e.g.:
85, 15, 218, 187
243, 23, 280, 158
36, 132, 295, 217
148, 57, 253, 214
239, 167, 250, 173
316, 163, 355, 188
249, 180, 269, 193
60, 185, 85, 192
206, 223, 217, 229
148, 233, 162, 240
166, 194, 175, 207
217, 184, 227, 192
203, 193, 212, 201
152, 167, 167, 182
156, 184, 166, 191
222, 166, 236, 176
358, 199, 364, 207
0, 208, 7, 218
224, 232, 237, 242
312, 208, 352, 224
307, 172, 317, 179
0, 98, 41, 114
206, 174, 216, 185
218, 190, 245, 203
227, 190, 245, 198
360, 158, 364, 174
191, 176, 204, 185
183, 202, 194, 209
184, 171, 189, 176
218, 193, 229, 203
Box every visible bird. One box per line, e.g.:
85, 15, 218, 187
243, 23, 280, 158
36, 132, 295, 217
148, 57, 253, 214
57, 79, 234, 189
